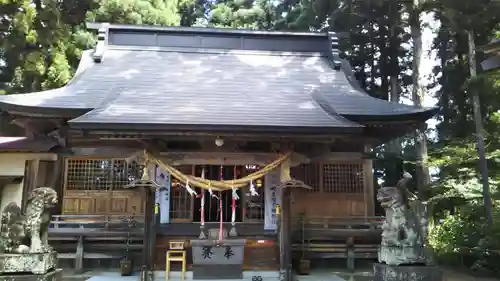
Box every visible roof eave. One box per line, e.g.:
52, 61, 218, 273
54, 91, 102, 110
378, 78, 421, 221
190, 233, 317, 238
0, 102, 90, 118
342, 107, 438, 123
67, 122, 364, 135
0, 136, 60, 153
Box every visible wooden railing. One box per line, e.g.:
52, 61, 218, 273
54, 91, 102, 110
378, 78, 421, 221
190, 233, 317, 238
292, 216, 384, 270
49, 215, 145, 272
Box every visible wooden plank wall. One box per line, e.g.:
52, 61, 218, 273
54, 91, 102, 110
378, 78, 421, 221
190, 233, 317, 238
62, 190, 145, 215
291, 191, 365, 217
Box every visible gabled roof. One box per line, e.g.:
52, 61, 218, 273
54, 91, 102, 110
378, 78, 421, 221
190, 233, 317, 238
0, 23, 437, 134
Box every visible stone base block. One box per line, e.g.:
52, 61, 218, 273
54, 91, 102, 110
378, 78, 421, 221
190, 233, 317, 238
379, 246, 427, 265
0, 268, 62, 281
0, 252, 56, 275
374, 263, 442, 281
193, 264, 243, 279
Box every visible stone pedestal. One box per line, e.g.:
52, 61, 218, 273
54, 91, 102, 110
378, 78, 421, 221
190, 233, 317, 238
373, 263, 442, 281
379, 246, 427, 266
0, 252, 56, 275
191, 239, 246, 280
0, 269, 62, 281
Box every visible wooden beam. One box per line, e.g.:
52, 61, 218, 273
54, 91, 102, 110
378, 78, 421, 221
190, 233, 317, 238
157, 152, 309, 166
310, 152, 364, 162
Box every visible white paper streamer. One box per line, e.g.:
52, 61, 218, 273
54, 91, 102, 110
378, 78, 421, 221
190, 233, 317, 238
249, 180, 259, 196
185, 179, 197, 196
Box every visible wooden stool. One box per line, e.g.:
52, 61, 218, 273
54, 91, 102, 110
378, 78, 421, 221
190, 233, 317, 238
165, 241, 186, 281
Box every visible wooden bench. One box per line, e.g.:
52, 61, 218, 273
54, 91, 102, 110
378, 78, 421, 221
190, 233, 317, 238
49, 215, 145, 272
292, 216, 383, 270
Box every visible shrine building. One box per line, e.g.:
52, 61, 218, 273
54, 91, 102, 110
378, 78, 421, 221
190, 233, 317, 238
0, 23, 436, 279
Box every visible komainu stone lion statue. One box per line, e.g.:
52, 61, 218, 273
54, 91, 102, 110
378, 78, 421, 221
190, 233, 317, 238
377, 172, 429, 266
0, 187, 58, 254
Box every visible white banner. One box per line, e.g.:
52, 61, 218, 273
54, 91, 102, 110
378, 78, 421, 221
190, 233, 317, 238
264, 169, 282, 231
155, 165, 171, 224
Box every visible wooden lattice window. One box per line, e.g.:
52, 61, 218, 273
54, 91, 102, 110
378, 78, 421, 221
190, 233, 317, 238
169, 165, 193, 221
65, 158, 142, 190
291, 163, 321, 192
322, 163, 364, 193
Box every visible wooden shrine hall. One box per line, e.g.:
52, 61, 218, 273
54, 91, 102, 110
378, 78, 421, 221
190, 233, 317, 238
0, 23, 436, 280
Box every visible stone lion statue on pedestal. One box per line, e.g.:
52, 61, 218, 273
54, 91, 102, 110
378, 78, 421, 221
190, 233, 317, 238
0, 187, 58, 254
377, 172, 429, 266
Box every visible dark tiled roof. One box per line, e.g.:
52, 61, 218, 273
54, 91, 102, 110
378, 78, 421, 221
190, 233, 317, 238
481, 54, 500, 72
0, 50, 105, 114
0, 24, 436, 131
68, 48, 362, 131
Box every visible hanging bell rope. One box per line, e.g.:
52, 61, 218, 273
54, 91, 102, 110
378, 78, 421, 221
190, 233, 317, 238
199, 167, 206, 239
218, 166, 224, 241
143, 150, 291, 191
229, 166, 238, 237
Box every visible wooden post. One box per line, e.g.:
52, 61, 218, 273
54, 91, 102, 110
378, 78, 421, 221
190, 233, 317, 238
142, 187, 156, 281
75, 235, 84, 273
279, 158, 292, 281
363, 158, 375, 216
149, 187, 157, 275
21, 159, 39, 210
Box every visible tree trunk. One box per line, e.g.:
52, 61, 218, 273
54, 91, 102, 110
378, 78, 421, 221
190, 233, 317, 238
467, 29, 493, 228
387, 0, 403, 186
410, 0, 429, 199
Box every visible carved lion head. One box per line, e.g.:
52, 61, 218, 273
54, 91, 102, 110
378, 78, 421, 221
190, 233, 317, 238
28, 187, 58, 209
376, 186, 404, 209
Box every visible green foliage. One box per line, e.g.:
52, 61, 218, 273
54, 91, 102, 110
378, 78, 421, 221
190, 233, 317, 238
426, 0, 500, 266
429, 207, 500, 275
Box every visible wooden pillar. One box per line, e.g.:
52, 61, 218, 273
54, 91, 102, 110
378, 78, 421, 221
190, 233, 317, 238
50, 128, 68, 214
21, 159, 39, 210
363, 158, 375, 216
142, 186, 156, 281
279, 158, 292, 281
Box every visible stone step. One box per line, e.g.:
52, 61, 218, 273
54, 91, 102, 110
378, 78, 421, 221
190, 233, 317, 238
87, 270, 280, 281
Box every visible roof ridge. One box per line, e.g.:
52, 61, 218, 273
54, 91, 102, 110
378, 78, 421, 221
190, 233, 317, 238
87, 22, 331, 38
105, 45, 327, 57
